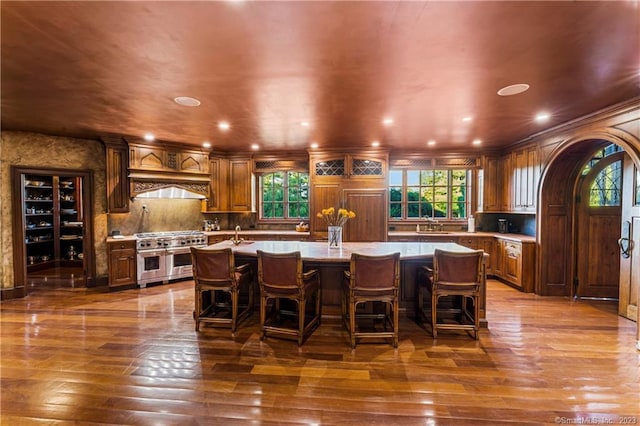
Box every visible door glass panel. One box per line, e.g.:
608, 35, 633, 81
144, 256, 160, 271
589, 160, 621, 207
173, 253, 191, 267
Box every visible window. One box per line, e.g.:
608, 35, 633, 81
260, 171, 309, 220
389, 169, 471, 220
581, 144, 623, 207
589, 160, 622, 207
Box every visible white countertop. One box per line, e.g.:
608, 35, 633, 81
206, 240, 477, 262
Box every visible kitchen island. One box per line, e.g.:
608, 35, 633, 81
206, 240, 487, 325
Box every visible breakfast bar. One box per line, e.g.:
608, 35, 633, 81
206, 240, 488, 325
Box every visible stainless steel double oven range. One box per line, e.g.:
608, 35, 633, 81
135, 231, 207, 287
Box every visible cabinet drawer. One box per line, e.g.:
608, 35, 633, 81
504, 242, 521, 257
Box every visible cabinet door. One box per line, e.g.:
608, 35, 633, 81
503, 241, 522, 287
511, 146, 538, 212
178, 151, 209, 174
501, 154, 514, 211
108, 243, 136, 288
514, 150, 527, 209
228, 159, 252, 211
342, 189, 387, 242
129, 145, 165, 170
493, 239, 505, 277
312, 157, 346, 180
205, 158, 228, 212
310, 183, 341, 238
59, 176, 85, 267
482, 156, 501, 212
349, 155, 386, 179
481, 238, 495, 275
104, 141, 129, 213
524, 147, 539, 210
204, 158, 252, 212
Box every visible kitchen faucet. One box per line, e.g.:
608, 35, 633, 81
231, 225, 243, 245
422, 218, 443, 232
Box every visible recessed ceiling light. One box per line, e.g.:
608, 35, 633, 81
251, 144, 259, 150
310, 143, 318, 149
472, 139, 482, 145
202, 141, 211, 148
218, 121, 231, 131
174, 96, 201, 107
427, 140, 436, 146
300, 121, 310, 127
143, 133, 155, 142
462, 116, 473, 122
371, 141, 380, 147
535, 112, 551, 122
497, 83, 530, 96
382, 118, 394, 126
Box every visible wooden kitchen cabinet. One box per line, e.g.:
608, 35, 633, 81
493, 237, 535, 292
311, 151, 387, 180
309, 150, 388, 241
501, 153, 514, 211
102, 136, 130, 213
203, 156, 253, 212
499, 144, 539, 212
342, 189, 388, 242
512, 145, 539, 212
493, 238, 505, 277
107, 240, 137, 289
128, 142, 209, 175
480, 155, 502, 212
503, 241, 522, 285
457, 235, 494, 275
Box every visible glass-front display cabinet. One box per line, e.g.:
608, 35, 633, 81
12, 167, 94, 292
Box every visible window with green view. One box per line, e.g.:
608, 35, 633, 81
260, 171, 309, 219
389, 169, 470, 220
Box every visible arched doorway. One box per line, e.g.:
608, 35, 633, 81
538, 131, 640, 325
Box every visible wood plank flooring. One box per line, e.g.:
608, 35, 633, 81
1, 279, 638, 425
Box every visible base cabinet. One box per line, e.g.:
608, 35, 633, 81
457, 236, 494, 276
108, 240, 137, 289
492, 238, 535, 292
392, 233, 534, 292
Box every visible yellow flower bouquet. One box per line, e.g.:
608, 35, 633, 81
316, 207, 356, 226
317, 207, 356, 248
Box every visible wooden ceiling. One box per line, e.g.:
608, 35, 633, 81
1, 1, 639, 153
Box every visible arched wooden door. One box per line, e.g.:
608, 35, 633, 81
575, 152, 623, 299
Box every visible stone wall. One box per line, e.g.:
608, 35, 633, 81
0, 131, 108, 289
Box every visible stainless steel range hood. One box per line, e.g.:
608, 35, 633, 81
134, 185, 206, 199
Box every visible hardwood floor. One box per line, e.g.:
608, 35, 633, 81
1, 279, 638, 425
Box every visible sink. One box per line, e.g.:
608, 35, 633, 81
230, 239, 255, 245
416, 231, 451, 234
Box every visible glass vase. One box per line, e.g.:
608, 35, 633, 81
327, 226, 342, 249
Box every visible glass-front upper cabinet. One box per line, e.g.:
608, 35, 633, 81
310, 151, 388, 180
